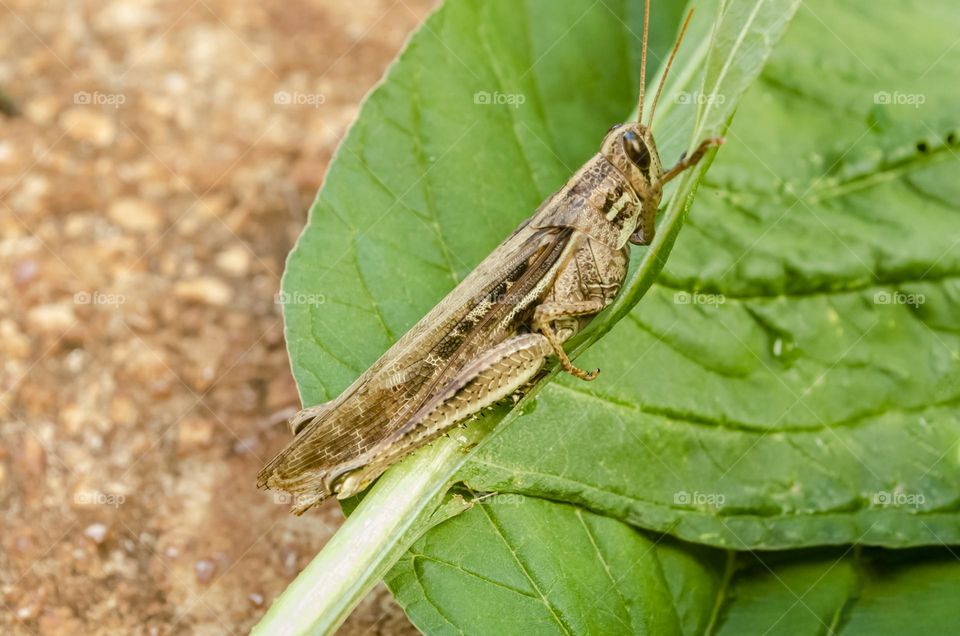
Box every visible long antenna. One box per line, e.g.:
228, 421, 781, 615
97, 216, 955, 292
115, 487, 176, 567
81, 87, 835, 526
647, 8, 694, 127
636, 0, 651, 121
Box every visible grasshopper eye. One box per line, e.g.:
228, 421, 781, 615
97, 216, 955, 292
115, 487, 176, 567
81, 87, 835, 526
622, 130, 651, 171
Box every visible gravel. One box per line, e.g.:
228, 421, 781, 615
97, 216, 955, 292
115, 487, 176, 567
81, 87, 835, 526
1, 1, 433, 633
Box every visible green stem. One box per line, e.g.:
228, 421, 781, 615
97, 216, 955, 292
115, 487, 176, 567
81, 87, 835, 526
251, 426, 484, 635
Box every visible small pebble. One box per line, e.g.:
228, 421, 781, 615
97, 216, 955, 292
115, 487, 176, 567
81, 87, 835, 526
195, 558, 216, 584
60, 107, 116, 147
215, 245, 251, 276
13, 260, 38, 287
174, 277, 234, 306
108, 197, 164, 232
282, 548, 299, 575
83, 523, 109, 544
20, 436, 46, 477
27, 303, 76, 334
176, 416, 215, 456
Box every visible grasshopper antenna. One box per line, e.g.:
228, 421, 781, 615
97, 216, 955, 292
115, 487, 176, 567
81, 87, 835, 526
647, 8, 694, 128
636, 0, 650, 121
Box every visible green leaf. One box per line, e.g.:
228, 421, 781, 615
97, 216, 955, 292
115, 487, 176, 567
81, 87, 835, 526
458, 0, 960, 550
258, 0, 796, 633
261, 0, 960, 631
388, 495, 960, 635
389, 495, 718, 635
268, 1, 748, 631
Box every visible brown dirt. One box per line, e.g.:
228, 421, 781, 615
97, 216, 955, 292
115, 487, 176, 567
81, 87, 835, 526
0, 1, 435, 634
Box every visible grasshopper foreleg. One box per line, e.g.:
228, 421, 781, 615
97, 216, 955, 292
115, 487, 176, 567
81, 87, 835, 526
532, 299, 608, 381
660, 136, 725, 183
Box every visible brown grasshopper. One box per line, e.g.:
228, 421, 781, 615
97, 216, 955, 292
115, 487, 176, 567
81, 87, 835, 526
259, 3, 723, 514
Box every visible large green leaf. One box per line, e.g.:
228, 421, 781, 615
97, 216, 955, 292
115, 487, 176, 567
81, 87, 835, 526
456, 0, 960, 549
271, 1, 718, 631
270, 0, 960, 632
388, 495, 960, 635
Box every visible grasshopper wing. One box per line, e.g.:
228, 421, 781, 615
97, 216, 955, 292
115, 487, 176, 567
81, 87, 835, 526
257, 223, 574, 512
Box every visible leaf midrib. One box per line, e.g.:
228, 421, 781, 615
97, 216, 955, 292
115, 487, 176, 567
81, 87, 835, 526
547, 370, 960, 436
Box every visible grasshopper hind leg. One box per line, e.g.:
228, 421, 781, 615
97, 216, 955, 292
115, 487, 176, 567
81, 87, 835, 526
342, 333, 554, 489
416, 333, 554, 430
264, 335, 555, 509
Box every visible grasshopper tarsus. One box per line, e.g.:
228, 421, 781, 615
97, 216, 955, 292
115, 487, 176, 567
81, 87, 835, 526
575, 367, 601, 382
556, 352, 600, 381
662, 136, 725, 183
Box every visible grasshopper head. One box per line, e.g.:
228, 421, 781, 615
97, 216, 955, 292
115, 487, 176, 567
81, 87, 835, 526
595, 0, 699, 246
600, 123, 664, 246
601, 123, 664, 198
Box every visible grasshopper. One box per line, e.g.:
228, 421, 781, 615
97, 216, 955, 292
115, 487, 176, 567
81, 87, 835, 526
259, 2, 723, 514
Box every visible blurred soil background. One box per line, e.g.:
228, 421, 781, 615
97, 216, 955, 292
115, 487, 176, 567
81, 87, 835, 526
0, 1, 436, 633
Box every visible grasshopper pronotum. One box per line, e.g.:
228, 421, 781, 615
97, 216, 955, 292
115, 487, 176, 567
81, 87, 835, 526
259, 1, 723, 513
